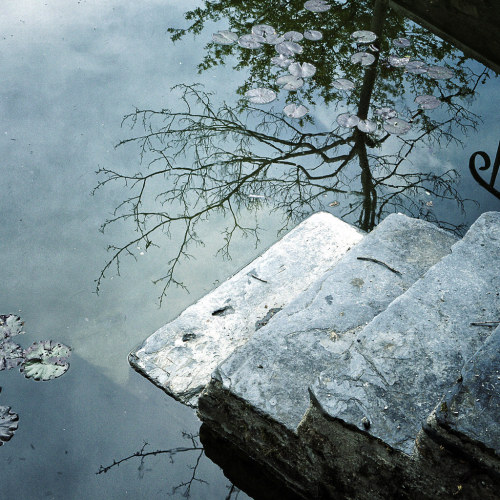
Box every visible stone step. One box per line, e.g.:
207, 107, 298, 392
129, 212, 363, 406
198, 213, 458, 435
310, 211, 500, 456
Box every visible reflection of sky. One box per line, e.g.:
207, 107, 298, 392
0, 1, 258, 498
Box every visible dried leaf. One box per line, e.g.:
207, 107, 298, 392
0, 405, 18, 446
0, 341, 24, 370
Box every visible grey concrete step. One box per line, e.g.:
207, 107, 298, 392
129, 212, 363, 406
311, 211, 500, 455
199, 213, 458, 433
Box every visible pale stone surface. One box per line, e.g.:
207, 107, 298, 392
129, 212, 363, 406
211, 213, 458, 431
312, 211, 500, 455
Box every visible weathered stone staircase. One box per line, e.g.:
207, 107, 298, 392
130, 211, 500, 499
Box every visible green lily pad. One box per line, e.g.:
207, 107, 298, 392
0, 341, 24, 370
0, 314, 24, 340
21, 340, 71, 381
0, 405, 19, 446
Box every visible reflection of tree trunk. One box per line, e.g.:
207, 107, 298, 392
356, 129, 377, 231
357, 0, 388, 119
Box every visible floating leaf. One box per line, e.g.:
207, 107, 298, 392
304, 0, 331, 12
0, 405, 18, 446
288, 62, 316, 78
415, 95, 441, 110
276, 75, 304, 90
283, 103, 309, 118
0, 341, 24, 370
388, 55, 410, 67
405, 60, 428, 74
337, 113, 360, 128
21, 340, 72, 381
0, 315, 24, 340
283, 31, 304, 42
275, 41, 303, 56
332, 78, 355, 91
351, 30, 377, 44
212, 30, 238, 45
383, 117, 412, 135
393, 37, 411, 48
426, 65, 455, 79
252, 25, 276, 37
271, 54, 294, 68
351, 52, 375, 66
375, 107, 398, 120
304, 30, 323, 41
245, 88, 277, 104
238, 34, 264, 49
357, 119, 377, 133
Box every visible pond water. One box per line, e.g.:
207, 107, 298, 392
1, 0, 498, 498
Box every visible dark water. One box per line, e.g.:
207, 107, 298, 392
0, 0, 498, 498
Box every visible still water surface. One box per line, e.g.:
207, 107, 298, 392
1, 0, 499, 498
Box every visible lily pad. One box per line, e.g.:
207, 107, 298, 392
271, 54, 294, 68
238, 34, 264, 49
304, 30, 323, 41
245, 88, 277, 104
332, 78, 355, 91
375, 107, 398, 120
357, 119, 377, 133
393, 37, 411, 48
351, 52, 375, 66
426, 65, 455, 80
21, 340, 72, 381
0, 341, 24, 370
275, 41, 303, 56
0, 314, 24, 340
252, 25, 276, 37
0, 405, 18, 446
415, 95, 441, 110
336, 113, 360, 128
405, 60, 428, 74
388, 55, 410, 67
283, 31, 304, 42
351, 30, 377, 44
212, 30, 238, 45
383, 117, 412, 135
277, 75, 304, 90
304, 0, 331, 12
288, 61, 316, 78
283, 103, 309, 118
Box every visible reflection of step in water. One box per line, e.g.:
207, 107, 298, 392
132, 211, 500, 498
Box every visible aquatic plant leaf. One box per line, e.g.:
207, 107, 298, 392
288, 62, 316, 78
426, 65, 455, 80
351, 52, 375, 66
388, 55, 410, 67
238, 34, 264, 49
21, 340, 71, 381
212, 30, 238, 45
304, 0, 331, 12
0, 405, 18, 446
0, 314, 24, 340
245, 88, 277, 104
415, 95, 441, 110
283, 31, 304, 42
283, 103, 309, 118
383, 117, 412, 135
304, 30, 323, 41
276, 75, 304, 90
393, 37, 411, 48
275, 41, 303, 56
405, 60, 428, 74
332, 78, 355, 90
271, 54, 294, 68
336, 113, 360, 128
263, 34, 285, 45
375, 107, 398, 120
351, 30, 377, 44
357, 119, 377, 133
252, 25, 276, 37
0, 341, 24, 370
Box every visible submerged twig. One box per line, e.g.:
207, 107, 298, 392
357, 256, 402, 276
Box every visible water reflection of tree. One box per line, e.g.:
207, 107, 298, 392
96, 0, 491, 302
